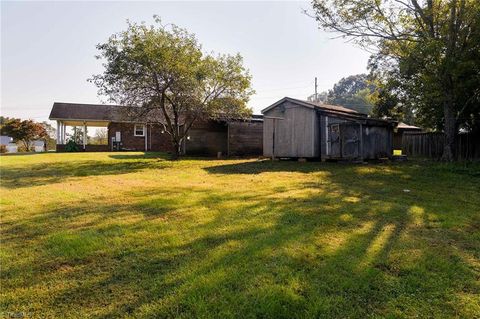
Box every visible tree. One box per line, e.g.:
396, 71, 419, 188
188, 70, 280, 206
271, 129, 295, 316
91, 17, 254, 158
326, 74, 376, 114
90, 128, 108, 145
307, 91, 329, 104
310, 0, 480, 160
67, 126, 89, 145
0, 119, 48, 152
41, 121, 56, 150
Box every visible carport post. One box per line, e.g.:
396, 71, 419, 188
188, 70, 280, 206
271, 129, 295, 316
56, 121, 60, 144
83, 122, 86, 150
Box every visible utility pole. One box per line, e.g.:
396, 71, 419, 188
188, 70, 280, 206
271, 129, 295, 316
315, 77, 318, 101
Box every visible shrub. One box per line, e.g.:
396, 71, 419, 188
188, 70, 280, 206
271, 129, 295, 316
0, 145, 6, 153
65, 140, 79, 152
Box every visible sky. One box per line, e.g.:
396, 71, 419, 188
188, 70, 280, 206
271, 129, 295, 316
1, 1, 370, 123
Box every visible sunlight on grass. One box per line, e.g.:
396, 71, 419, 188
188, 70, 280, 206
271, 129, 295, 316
0, 152, 479, 318
360, 223, 396, 268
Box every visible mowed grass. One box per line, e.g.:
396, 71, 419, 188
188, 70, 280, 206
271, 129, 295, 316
0, 152, 479, 318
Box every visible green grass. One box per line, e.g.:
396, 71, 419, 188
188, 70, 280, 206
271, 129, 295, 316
1, 152, 479, 318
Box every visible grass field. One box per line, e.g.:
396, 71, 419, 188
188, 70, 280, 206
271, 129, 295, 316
1, 152, 479, 318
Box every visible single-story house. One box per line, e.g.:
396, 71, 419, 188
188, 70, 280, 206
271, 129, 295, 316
262, 97, 397, 160
49, 102, 263, 156
1, 135, 45, 153
393, 122, 422, 150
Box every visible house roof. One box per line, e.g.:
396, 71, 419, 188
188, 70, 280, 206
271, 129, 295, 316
261, 97, 364, 116
49, 102, 137, 122
397, 122, 421, 130
49, 102, 262, 124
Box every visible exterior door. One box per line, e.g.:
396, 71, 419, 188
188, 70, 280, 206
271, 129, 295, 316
341, 123, 360, 159
328, 123, 341, 158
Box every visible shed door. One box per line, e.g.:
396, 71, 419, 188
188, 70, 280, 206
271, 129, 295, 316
329, 124, 341, 157
341, 123, 360, 159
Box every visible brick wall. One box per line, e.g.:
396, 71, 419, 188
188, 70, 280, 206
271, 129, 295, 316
108, 122, 173, 152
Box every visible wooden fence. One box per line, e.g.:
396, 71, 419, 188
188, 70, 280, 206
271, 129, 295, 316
402, 132, 480, 160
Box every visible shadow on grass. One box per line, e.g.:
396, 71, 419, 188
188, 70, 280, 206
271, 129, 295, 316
2, 161, 479, 318
108, 152, 172, 160
0, 160, 162, 189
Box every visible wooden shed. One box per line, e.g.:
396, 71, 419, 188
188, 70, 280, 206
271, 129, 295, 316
262, 97, 396, 160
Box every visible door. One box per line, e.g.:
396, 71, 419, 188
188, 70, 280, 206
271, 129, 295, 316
341, 123, 360, 159
328, 123, 341, 158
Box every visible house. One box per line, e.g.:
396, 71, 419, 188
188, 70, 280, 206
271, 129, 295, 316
0, 135, 45, 153
48, 102, 263, 156
262, 97, 396, 160
393, 122, 422, 150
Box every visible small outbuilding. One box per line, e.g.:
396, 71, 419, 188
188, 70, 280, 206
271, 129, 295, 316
262, 97, 396, 160
393, 122, 422, 150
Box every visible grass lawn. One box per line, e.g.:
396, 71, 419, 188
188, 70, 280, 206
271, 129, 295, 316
1, 152, 479, 318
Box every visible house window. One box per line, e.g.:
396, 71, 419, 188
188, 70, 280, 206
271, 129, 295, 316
134, 124, 145, 137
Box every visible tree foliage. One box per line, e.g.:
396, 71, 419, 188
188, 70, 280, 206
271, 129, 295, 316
0, 118, 48, 152
326, 74, 376, 114
311, 0, 480, 160
91, 17, 254, 157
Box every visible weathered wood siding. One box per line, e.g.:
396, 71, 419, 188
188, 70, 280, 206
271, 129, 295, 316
263, 101, 319, 158
185, 121, 228, 156
228, 121, 263, 156
318, 115, 392, 160
402, 132, 480, 160
362, 125, 392, 159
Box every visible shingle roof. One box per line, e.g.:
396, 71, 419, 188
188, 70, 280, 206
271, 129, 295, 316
49, 102, 128, 121
49, 102, 262, 123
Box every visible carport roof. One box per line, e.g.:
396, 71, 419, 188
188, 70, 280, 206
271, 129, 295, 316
49, 102, 166, 124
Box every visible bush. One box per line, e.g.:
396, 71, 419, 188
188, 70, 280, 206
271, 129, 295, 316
0, 145, 6, 153
65, 140, 79, 152
17, 144, 27, 153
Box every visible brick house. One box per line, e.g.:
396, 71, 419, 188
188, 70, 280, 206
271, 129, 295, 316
49, 102, 263, 156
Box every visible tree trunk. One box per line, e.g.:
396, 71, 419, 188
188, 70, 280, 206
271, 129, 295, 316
442, 98, 456, 161
171, 140, 182, 160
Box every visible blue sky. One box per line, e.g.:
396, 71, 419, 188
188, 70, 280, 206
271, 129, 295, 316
1, 1, 370, 122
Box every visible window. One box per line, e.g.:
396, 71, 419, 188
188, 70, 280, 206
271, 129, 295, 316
134, 124, 145, 137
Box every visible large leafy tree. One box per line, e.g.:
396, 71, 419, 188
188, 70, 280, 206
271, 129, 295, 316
311, 0, 480, 160
0, 118, 48, 152
91, 17, 253, 158
327, 74, 376, 114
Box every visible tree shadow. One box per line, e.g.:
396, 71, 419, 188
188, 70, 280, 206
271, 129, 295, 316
108, 152, 172, 160
0, 160, 165, 189
2, 161, 479, 318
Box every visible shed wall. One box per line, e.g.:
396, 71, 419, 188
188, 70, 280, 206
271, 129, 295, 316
263, 101, 319, 157
362, 125, 392, 159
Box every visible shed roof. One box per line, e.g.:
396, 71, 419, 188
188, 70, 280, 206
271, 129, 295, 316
261, 97, 364, 116
262, 97, 395, 126
397, 122, 421, 130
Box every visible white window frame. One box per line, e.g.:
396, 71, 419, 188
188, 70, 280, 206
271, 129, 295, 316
134, 124, 145, 137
